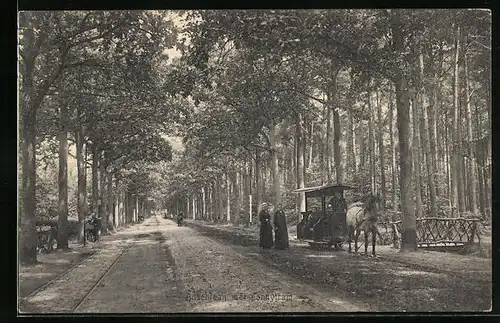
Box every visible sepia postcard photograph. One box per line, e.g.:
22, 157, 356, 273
17, 8, 492, 314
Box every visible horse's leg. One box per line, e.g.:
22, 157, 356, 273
372, 226, 376, 256
354, 230, 359, 254
364, 229, 369, 255
348, 228, 352, 253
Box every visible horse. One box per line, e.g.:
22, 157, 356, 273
346, 194, 382, 256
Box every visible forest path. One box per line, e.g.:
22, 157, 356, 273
20, 215, 368, 313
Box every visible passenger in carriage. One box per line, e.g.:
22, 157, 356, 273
338, 193, 347, 213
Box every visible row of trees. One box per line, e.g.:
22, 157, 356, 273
19, 10, 491, 263
163, 9, 491, 251
18, 11, 182, 264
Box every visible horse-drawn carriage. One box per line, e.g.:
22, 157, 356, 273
295, 184, 382, 255
295, 184, 355, 250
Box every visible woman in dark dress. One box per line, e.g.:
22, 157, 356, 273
259, 203, 273, 249
273, 204, 289, 250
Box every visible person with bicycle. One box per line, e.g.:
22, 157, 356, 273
177, 212, 184, 227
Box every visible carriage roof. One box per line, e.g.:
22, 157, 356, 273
293, 184, 356, 198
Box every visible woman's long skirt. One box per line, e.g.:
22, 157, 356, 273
259, 223, 273, 249
274, 225, 289, 250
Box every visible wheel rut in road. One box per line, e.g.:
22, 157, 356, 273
160, 218, 368, 312
20, 239, 134, 313
21, 217, 185, 313
76, 221, 186, 313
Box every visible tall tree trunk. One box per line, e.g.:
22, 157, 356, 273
320, 107, 326, 184
412, 95, 423, 218
226, 172, 231, 222
445, 123, 452, 211
458, 123, 467, 214
57, 101, 69, 250
127, 190, 133, 223
368, 92, 376, 194
357, 124, 365, 184
291, 137, 296, 185
132, 193, 136, 223
270, 123, 280, 206
19, 12, 44, 264
255, 151, 262, 214
209, 183, 214, 221
115, 183, 121, 228
200, 188, 205, 220
196, 189, 200, 220
303, 126, 307, 183
99, 152, 107, 231
243, 159, 250, 224
457, 68, 467, 214
348, 110, 357, 182
376, 90, 386, 206
486, 76, 491, 218
475, 102, 486, 216
232, 171, 240, 224
193, 194, 196, 220
326, 97, 333, 182
135, 195, 139, 223
107, 172, 114, 231
117, 182, 122, 227
207, 188, 211, 221
296, 113, 306, 216
477, 163, 486, 216
389, 86, 398, 211
418, 53, 438, 218
124, 190, 129, 223
218, 177, 224, 222
308, 121, 314, 170
428, 87, 439, 196
333, 106, 342, 184
76, 116, 87, 243
451, 25, 461, 217
391, 10, 416, 251
464, 50, 478, 215
429, 45, 443, 196
91, 145, 99, 215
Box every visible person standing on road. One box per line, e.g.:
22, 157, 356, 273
259, 203, 273, 249
273, 203, 289, 250
177, 212, 184, 227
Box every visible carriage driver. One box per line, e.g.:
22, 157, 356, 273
337, 192, 347, 213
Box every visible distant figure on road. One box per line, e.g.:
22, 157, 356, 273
259, 203, 273, 249
177, 212, 184, 227
273, 203, 289, 250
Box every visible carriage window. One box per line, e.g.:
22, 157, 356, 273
306, 197, 322, 210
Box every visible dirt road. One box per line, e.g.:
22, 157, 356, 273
20, 215, 369, 313
187, 220, 491, 312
